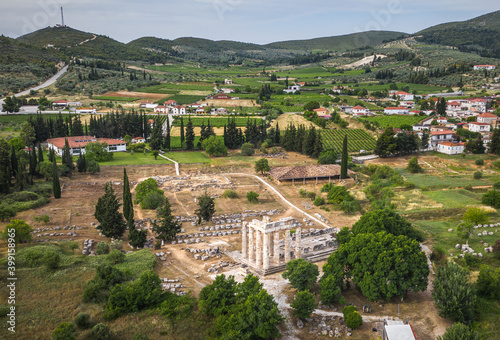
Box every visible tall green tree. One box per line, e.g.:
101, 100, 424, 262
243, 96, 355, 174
432, 262, 476, 325
10, 144, 18, 178
153, 198, 181, 241
52, 159, 61, 199
375, 127, 397, 158
122, 168, 133, 222
62, 138, 74, 171
76, 153, 87, 173
326, 231, 429, 301
163, 118, 171, 150
180, 117, 185, 145
437, 323, 480, 340
149, 118, 162, 151
282, 258, 319, 291
94, 182, 126, 238
291, 291, 317, 319
340, 135, 348, 179
0, 138, 11, 194
195, 191, 215, 224
255, 158, 270, 175
490, 128, 500, 155
185, 117, 195, 150
20, 121, 36, 147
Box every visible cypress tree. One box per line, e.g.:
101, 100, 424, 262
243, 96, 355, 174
62, 138, 74, 171
275, 123, 280, 144
29, 146, 37, 177
180, 117, 185, 145
94, 182, 126, 238
10, 144, 18, 178
37, 143, 44, 163
341, 135, 348, 179
185, 117, 195, 150
52, 159, 61, 199
163, 118, 171, 150
123, 168, 133, 222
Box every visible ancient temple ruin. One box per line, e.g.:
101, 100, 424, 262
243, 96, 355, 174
240, 216, 339, 275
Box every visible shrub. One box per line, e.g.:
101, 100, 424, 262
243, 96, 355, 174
473, 171, 483, 179
299, 189, 307, 198
222, 190, 238, 198
52, 322, 76, 340
141, 191, 165, 209
407, 157, 423, 173
482, 190, 500, 208
307, 192, 316, 201
43, 251, 61, 270
313, 196, 325, 206
241, 142, 255, 156
133, 334, 150, 340
493, 160, 500, 169
0, 204, 16, 222
107, 249, 125, 264
91, 323, 111, 340
109, 240, 123, 251
290, 291, 317, 319
246, 191, 259, 203
34, 214, 51, 223
475, 159, 484, 166
342, 305, 357, 319
75, 312, 92, 329
321, 182, 335, 193
96, 242, 109, 255
345, 311, 363, 329
87, 160, 100, 174
494, 182, 500, 190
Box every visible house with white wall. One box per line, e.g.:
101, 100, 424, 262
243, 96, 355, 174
468, 122, 491, 133
384, 107, 409, 115
437, 142, 465, 155
47, 136, 126, 156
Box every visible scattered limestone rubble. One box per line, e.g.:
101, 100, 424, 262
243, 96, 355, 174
185, 247, 220, 261
161, 277, 186, 296
207, 260, 240, 274
302, 315, 352, 338
155, 251, 171, 261
82, 239, 95, 255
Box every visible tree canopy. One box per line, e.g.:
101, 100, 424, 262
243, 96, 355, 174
324, 231, 429, 301
282, 258, 319, 291
94, 182, 126, 239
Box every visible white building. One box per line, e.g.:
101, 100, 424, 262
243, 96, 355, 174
437, 142, 465, 155
47, 136, 127, 156
395, 91, 414, 101
383, 320, 417, 340
154, 105, 170, 114
140, 102, 158, 109
76, 108, 96, 114
283, 85, 301, 94
477, 112, 499, 124
474, 65, 496, 70
384, 107, 409, 115
468, 122, 491, 133
430, 130, 455, 148
352, 105, 369, 115
172, 105, 187, 115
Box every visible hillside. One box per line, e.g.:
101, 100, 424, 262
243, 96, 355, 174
17, 27, 170, 63
265, 31, 408, 51
0, 35, 64, 96
416, 10, 500, 58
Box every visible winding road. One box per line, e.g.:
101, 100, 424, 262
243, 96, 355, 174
0, 65, 68, 112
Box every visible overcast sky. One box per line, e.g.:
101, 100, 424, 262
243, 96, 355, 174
1, 0, 498, 44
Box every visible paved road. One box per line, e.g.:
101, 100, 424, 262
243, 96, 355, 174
0, 65, 68, 111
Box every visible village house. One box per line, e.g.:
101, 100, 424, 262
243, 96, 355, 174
211, 107, 228, 115
47, 136, 127, 156
340, 105, 353, 113
477, 112, 499, 124
313, 108, 330, 115
76, 107, 96, 114
224, 79, 233, 85
131, 136, 146, 144
195, 108, 206, 114
221, 88, 235, 94
473, 65, 496, 70
447, 101, 461, 111
209, 93, 231, 100
430, 130, 456, 148
283, 85, 301, 94
468, 122, 491, 133
399, 101, 415, 109
395, 91, 414, 101
352, 105, 369, 115
154, 105, 169, 114
139, 102, 158, 109
437, 142, 465, 155
172, 105, 187, 115
164, 100, 178, 106
383, 320, 417, 340
384, 107, 409, 115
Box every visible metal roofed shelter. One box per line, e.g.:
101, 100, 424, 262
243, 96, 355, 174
269, 164, 354, 185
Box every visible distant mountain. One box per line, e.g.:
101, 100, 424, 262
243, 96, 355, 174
265, 31, 408, 51
17, 27, 169, 62
416, 10, 500, 58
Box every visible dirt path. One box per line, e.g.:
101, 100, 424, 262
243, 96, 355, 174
226, 173, 332, 229
343, 54, 386, 68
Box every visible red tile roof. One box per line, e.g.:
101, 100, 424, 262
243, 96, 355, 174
47, 137, 125, 149
385, 107, 408, 110
478, 112, 498, 118
431, 130, 455, 135
352, 105, 366, 110
438, 142, 465, 147
53, 100, 68, 103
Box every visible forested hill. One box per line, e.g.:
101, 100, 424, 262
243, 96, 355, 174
17, 27, 170, 63
265, 31, 408, 51
416, 10, 500, 58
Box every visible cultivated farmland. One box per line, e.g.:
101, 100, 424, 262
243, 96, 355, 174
360, 115, 425, 128
321, 129, 377, 152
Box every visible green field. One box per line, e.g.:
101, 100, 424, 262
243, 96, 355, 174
400, 170, 499, 189
422, 189, 483, 208
360, 115, 425, 128
100, 151, 174, 166
172, 116, 262, 127
0, 113, 72, 124
93, 96, 141, 102
321, 129, 377, 152
165, 151, 210, 164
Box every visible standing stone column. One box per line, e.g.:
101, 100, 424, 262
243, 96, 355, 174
256, 230, 262, 268
284, 230, 291, 263
295, 227, 301, 259
242, 222, 248, 259
249, 227, 255, 263
269, 231, 274, 257
263, 232, 270, 270
274, 231, 280, 265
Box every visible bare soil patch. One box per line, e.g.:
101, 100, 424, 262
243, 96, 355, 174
199, 99, 258, 107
